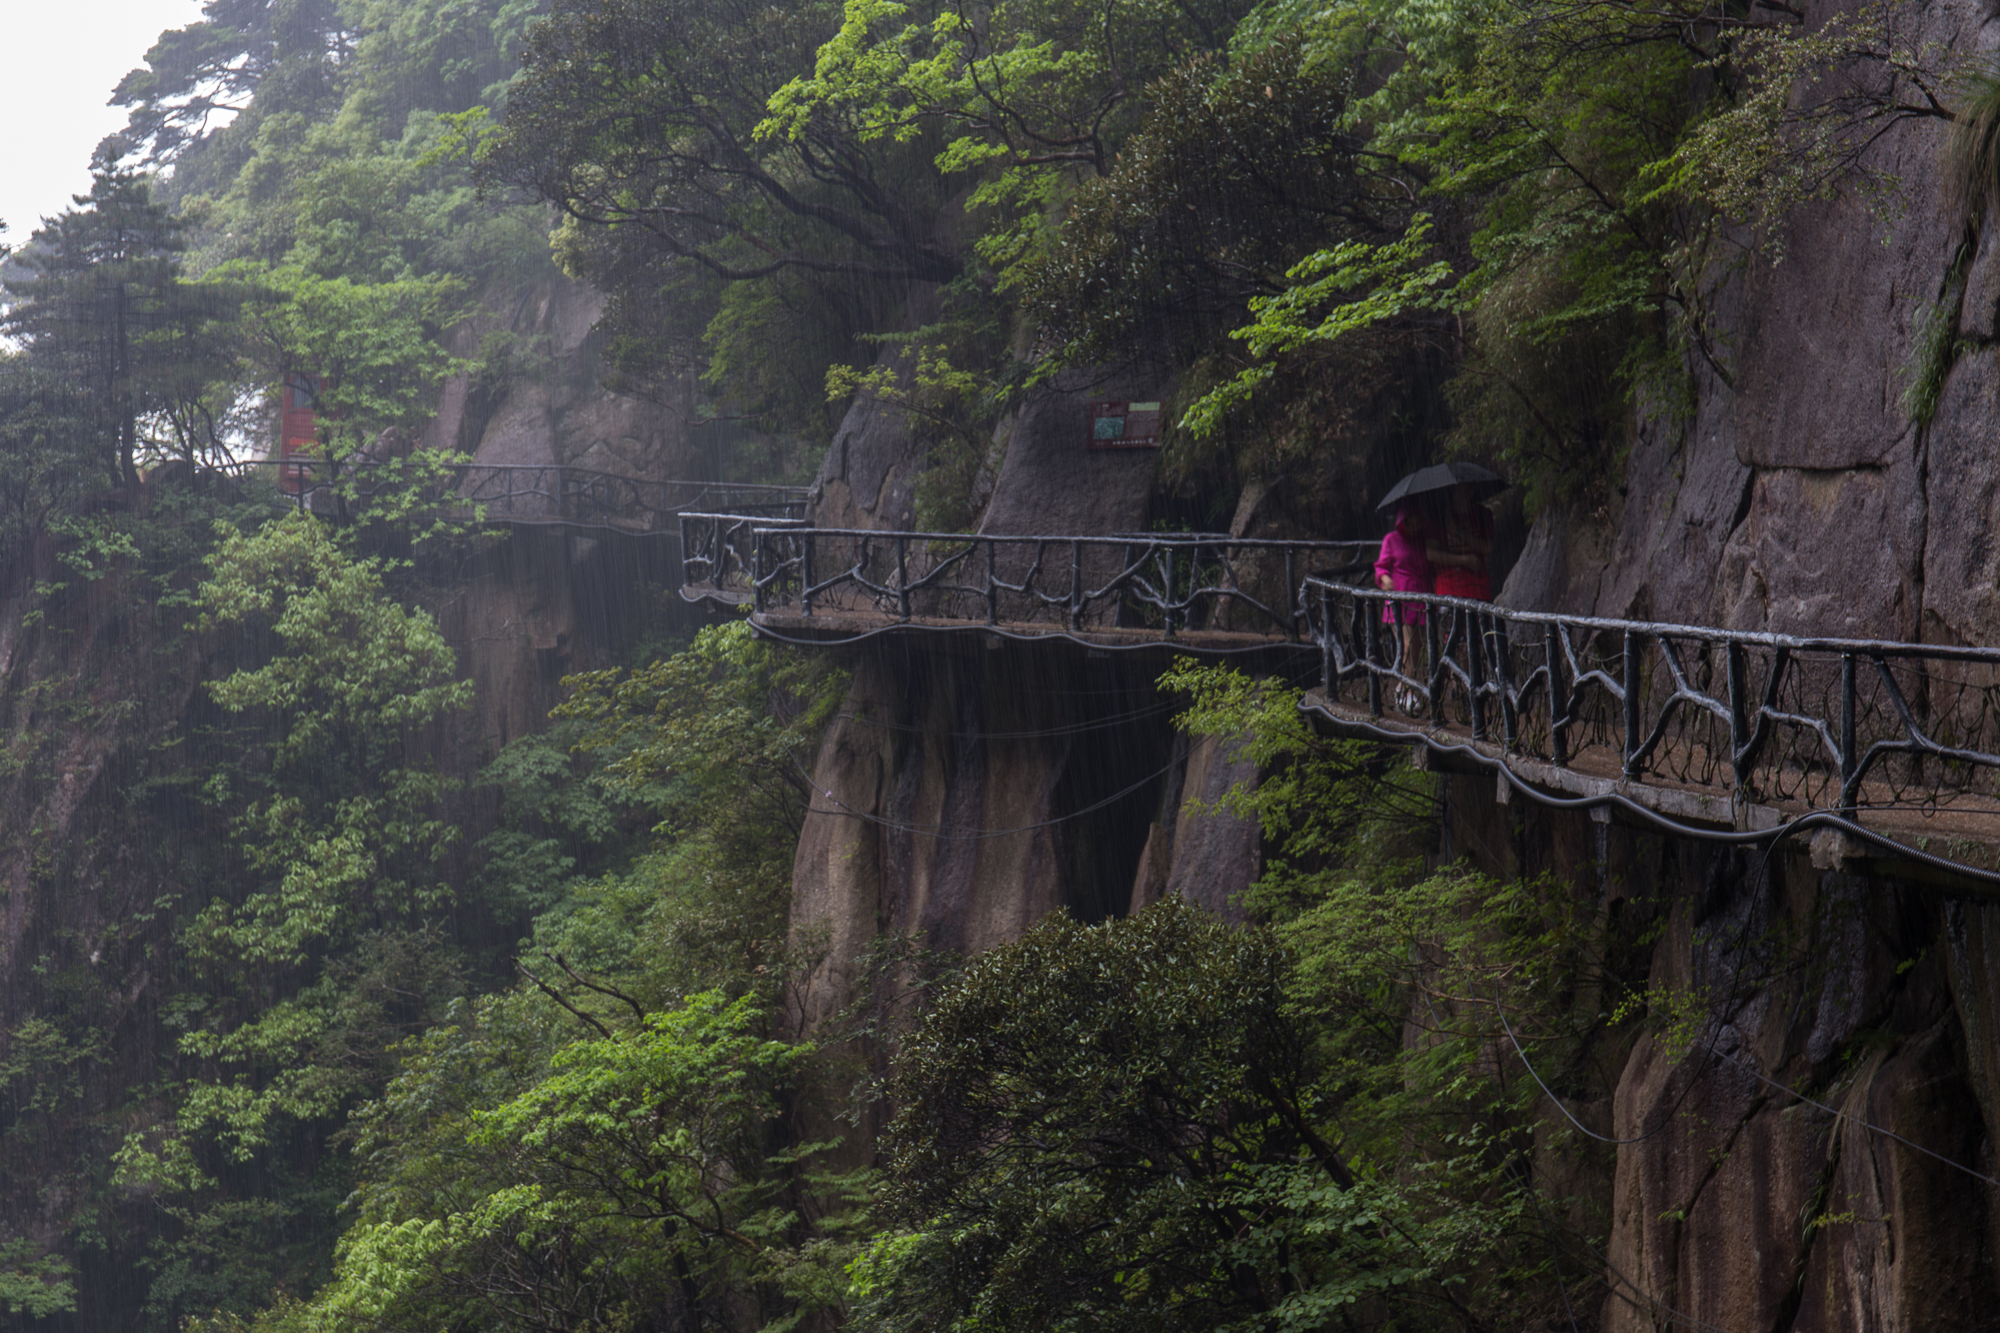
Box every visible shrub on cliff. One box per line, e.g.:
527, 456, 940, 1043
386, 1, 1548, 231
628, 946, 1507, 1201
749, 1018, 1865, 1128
854, 893, 1563, 1332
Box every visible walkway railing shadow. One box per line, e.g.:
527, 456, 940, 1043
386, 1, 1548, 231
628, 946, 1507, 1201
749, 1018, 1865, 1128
1307, 579, 2000, 819
681, 516, 1375, 639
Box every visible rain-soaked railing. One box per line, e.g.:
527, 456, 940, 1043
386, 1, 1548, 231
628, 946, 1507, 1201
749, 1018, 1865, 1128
254, 458, 806, 531
1306, 579, 2000, 818
680, 515, 1376, 638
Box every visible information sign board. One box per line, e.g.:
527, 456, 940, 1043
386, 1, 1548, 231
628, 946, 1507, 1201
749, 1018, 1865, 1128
1087, 400, 1163, 450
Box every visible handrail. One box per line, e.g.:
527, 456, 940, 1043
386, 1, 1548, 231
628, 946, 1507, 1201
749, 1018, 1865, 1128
680, 516, 1376, 640
218, 458, 808, 531
1305, 579, 2000, 819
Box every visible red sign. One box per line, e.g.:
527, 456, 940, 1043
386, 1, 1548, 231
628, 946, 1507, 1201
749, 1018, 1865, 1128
278, 372, 323, 495
1087, 400, 1163, 450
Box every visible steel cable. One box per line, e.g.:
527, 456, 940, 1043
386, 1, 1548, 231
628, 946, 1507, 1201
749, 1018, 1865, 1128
792, 754, 1179, 841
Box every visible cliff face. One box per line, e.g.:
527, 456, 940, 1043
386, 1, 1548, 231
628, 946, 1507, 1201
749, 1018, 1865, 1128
1439, 775, 2000, 1330
778, 5, 2000, 1317
1502, 0, 1990, 643
426, 273, 709, 747
1457, 25, 2000, 1317
789, 365, 1262, 1025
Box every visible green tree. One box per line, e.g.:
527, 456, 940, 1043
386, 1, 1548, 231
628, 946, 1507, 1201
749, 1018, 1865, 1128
112, 513, 475, 1321
203, 626, 859, 1333
0, 356, 102, 552
285, 989, 859, 1333
762, 0, 1259, 281
190, 513, 472, 971
857, 894, 1548, 1333
2, 171, 248, 487
106, 0, 358, 171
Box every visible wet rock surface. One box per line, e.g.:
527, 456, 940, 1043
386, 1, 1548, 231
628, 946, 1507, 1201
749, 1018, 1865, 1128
978, 367, 1169, 539
432, 275, 702, 480
1503, 0, 1989, 645
1159, 732, 1258, 924
1713, 456, 1925, 639
811, 389, 923, 534
1438, 770, 2000, 1332
788, 636, 1258, 1022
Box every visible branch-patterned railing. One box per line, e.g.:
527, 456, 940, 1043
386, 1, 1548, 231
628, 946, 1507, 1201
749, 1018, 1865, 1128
445, 466, 805, 530
679, 517, 1376, 638
267, 459, 806, 530
1307, 579, 2000, 818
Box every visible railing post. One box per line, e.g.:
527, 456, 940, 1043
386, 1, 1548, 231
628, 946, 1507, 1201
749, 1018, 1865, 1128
1623, 630, 1644, 781
753, 527, 766, 614
1468, 605, 1488, 742
1320, 584, 1334, 700
802, 530, 816, 618
1070, 539, 1084, 631
985, 540, 998, 626
1159, 543, 1175, 637
897, 534, 911, 622
1285, 547, 1298, 640
1726, 641, 1750, 795
1364, 596, 1383, 718
1839, 652, 1859, 816
1426, 607, 1443, 726
1547, 622, 1569, 766
1492, 612, 1518, 750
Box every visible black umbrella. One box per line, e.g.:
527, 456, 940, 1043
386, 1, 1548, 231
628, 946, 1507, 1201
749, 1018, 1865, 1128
1376, 460, 1504, 510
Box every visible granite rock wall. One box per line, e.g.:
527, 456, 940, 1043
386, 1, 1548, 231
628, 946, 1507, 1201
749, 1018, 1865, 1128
1442, 765, 2000, 1332
420, 274, 708, 751
787, 360, 1270, 1021
786, 633, 1266, 1025
1501, 0, 1997, 646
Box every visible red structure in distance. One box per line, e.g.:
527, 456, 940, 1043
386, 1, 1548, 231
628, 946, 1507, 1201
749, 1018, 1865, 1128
278, 372, 324, 495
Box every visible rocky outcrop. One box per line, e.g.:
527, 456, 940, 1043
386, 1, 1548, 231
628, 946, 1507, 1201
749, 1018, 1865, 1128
418, 274, 710, 749
977, 367, 1170, 539
428, 276, 704, 480
787, 634, 1266, 1024
1157, 733, 1259, 924
808, 360, 1171, 537
1442, 768, 2000, 1332
792, 639, 1143, 1024
810, 391, 925, 533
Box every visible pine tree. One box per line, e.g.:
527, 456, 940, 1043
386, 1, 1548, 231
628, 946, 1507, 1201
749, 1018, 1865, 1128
3, 170, 244, 489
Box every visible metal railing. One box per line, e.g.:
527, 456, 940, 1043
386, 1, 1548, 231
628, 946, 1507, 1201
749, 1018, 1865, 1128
444, 465, 804, 531
1307, 579, 2000, 818
240, 458, 807, 531
680, 515, 1376, 638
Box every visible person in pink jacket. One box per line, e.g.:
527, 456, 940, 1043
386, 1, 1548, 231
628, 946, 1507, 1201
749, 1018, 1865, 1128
1374, 501, 1432, 712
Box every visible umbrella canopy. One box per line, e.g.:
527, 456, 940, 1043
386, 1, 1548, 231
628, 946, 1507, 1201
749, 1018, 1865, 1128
1376, 461, 1504, 510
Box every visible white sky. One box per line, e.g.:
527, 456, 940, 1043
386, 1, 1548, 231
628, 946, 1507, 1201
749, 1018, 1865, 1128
0, 0, 204, 246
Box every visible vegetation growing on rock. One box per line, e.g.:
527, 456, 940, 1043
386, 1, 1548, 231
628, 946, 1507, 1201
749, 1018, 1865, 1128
0, 0, 1994, 1326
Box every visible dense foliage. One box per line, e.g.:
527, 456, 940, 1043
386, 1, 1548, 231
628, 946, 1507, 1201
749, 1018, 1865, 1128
0, 0, 1978, 1325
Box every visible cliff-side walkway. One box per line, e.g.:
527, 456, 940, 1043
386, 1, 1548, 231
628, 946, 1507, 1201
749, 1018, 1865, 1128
680, 515, 2000, 884
678, 512, 1374, 650
275, 460, 808, 534
1304, 579, 2000, 887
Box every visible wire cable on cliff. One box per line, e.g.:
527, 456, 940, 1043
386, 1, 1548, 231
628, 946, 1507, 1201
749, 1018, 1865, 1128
831, 700, 1174, 741
1714, 1047, 2000, 1187
794, 755, 1179, 841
